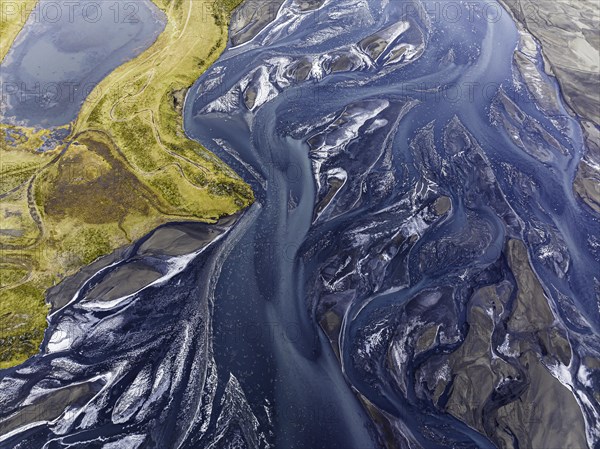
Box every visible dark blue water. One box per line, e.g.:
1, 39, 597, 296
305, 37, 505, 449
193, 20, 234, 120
0, 0, 598, 448
184, 0, 599, 446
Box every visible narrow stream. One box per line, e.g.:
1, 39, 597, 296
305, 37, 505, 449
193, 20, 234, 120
0, 0, 598, 448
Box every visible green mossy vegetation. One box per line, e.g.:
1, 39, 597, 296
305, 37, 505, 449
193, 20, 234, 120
0, 264, 28, 288
0, 281, 47, 368
0, 0, 251, 369
0, 0, 38, 62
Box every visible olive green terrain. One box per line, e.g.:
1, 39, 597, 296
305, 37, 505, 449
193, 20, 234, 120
0, 0, 38, 61
0, 0, 251, 369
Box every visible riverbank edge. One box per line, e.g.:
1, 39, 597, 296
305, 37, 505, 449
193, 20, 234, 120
0, 0, 252, 369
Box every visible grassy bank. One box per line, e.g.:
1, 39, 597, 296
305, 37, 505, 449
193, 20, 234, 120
0, 0, 250, 369
75, 0, 251, 218
0, 0, 38, 62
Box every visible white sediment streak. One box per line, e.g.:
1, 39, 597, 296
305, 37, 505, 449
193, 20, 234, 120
247, 66, 279, 111
547, 361, 600, 447
80, 234, 225, 312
